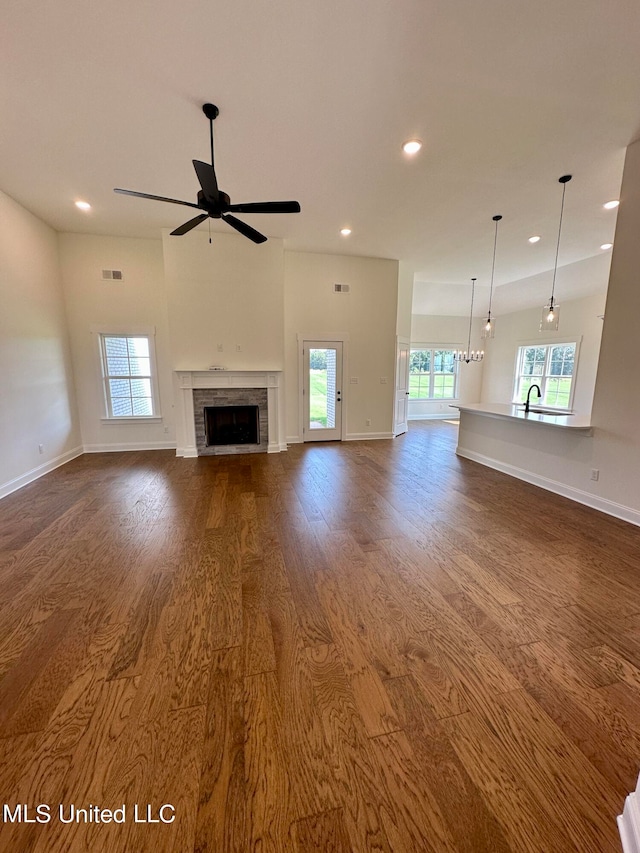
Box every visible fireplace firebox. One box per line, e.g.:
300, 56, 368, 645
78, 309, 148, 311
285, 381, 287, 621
204, 405, 260, 446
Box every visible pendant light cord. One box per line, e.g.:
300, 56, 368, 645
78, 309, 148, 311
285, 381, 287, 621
550, 177, 570, 304
488, 215, 501, 317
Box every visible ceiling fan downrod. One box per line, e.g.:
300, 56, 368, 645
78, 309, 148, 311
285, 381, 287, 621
202, 103, 219, 170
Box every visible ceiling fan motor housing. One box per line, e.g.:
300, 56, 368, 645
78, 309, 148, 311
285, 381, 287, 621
197, 189, 230, 217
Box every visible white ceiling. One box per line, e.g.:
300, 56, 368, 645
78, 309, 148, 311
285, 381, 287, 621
3, 0, 640, 314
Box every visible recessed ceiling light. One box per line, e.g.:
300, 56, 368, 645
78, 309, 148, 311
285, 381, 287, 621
402, 139, 422, 155
340, 228, 352, 236
75, 200, 91, 211
603, 200, 619, 210
600, 242, 613, 250
528, 235, 541, 243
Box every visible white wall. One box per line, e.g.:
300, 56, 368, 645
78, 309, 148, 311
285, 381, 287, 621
162, 229, 285, 371
409, 314, 483, 419
0, 191, 81, 497
58, 233, 174, 452
589, 136, 640, 514
479, 292, 605, 416
457, 137, 640, 525
396, 262, 414, 338
284, 251, 399, 441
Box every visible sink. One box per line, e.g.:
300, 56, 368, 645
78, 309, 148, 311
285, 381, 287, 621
518, 406, 573, 415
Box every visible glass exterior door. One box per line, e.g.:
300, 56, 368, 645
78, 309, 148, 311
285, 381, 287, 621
303, 342, 343, 441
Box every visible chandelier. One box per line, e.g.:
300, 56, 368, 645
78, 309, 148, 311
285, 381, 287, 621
454, 278, 484, 363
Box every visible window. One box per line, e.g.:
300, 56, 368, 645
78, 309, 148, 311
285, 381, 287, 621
514, 342, 577, 409
409, 348, 458, 400
99, 334, 159, 418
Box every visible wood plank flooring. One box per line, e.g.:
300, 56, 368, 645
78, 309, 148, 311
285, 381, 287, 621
0, 421, 639, 851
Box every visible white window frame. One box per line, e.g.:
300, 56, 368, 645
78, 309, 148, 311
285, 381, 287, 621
409, 345, 460, 401
94, 326, 162, 422
512, 338, 580, 411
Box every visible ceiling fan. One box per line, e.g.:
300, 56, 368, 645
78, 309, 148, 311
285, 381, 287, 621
114, 103, 301, 244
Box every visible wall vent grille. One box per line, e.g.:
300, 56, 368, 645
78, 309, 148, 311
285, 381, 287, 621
102, 269, 124, 281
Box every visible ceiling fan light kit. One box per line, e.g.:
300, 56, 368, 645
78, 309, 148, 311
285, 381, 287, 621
114, 103, 301, 244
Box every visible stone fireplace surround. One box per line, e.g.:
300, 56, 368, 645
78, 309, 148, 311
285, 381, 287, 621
175, 370, 285, 457
194, 388, 267, 455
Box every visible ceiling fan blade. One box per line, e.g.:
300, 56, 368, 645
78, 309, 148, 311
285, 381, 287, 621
225, 201, 301, 214
170, 213, 209, 236
114, 188, 201, 209
222, 213, 267, 244
193, 160, 219, 204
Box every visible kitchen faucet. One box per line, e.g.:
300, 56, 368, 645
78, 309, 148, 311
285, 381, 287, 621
525, 383, 542, 412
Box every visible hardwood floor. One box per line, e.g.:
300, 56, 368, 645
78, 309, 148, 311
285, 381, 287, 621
0, 420, 638, 851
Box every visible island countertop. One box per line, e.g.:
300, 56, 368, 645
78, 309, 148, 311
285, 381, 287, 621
452, 403, 593, 432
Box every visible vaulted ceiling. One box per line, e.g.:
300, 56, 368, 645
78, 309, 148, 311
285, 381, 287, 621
3, 0, 640, 313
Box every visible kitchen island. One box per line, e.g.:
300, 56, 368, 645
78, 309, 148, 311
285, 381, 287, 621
453, 402, 592, 432
450, 402, 601, 514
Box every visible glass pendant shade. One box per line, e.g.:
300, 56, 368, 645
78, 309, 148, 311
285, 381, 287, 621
540, 299, 560, 331
481, 315, 495, 339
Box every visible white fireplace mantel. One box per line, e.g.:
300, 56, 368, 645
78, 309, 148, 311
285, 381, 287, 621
174, 370, 286, 457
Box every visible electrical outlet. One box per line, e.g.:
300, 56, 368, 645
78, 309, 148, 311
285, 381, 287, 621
366, 419, 371, 426
217, 343, 223, 352
163, 427, 169, 434
590, 468, 600, 481
380, 377, 387, 384
350, 377, 359, 384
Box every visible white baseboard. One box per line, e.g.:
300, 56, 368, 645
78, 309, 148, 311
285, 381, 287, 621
287, 433, 393, 443
408, 413, 451, 421
0, 445, 84, 501
345, 432, 394, 441
268, 442, 289, 453
456, 446, 640, 528
84, 441, 177, 453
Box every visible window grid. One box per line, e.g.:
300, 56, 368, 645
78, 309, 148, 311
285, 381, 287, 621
514, 343, 576, 409
100, 335, 155, 418
409, 348, 458, 400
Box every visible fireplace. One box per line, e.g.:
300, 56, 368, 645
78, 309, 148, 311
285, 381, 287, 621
175, 370, 285, 458
205, 405, 260, 446
192, 387, 268, 455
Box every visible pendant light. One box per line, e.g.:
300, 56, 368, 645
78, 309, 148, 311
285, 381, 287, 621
540, 174, 572, 332
482, 214, 502, 339
454, 278, 484, 363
